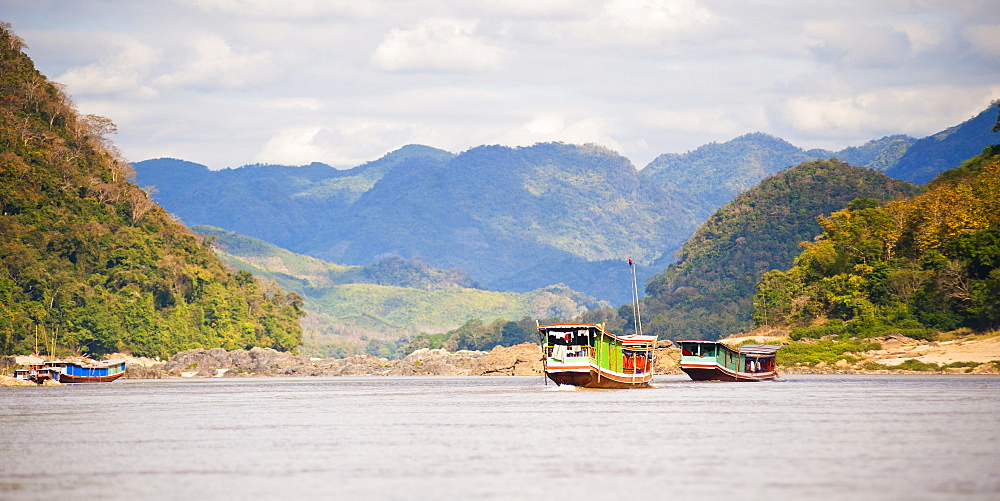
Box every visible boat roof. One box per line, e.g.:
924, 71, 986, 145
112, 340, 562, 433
538, 324, 656, 342
738, 345, 781, 355
537, 323, 603, 330
676, 340, 781, 355
46, 359, 126, 368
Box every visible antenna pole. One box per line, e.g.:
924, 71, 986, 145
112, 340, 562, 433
629, 259, 643, 336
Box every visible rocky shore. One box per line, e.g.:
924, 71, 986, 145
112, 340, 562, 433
118, 342, 682, 379
4, 332, 999, 384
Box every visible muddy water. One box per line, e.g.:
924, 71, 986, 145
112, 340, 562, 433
1, 375, 998, 499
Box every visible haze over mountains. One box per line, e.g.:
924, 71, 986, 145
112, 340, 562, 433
135, 104, 998, 307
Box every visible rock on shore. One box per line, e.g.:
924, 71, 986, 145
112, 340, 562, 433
131, 343, 547, 379
123, 342, 688, 379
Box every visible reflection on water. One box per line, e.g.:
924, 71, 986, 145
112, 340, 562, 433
1, 375, 998, 499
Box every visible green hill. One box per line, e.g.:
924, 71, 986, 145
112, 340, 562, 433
643, 159, 920, 341
196, 226, 605, 356
756, 146, 1000, 334
0, 23, 302, 358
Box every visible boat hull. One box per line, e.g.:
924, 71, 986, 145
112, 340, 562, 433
681, 365, 776, 382
546, 367, 651, 388
57, 372, 125, 383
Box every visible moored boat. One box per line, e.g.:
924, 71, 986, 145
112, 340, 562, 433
539, 323, 657, 388
537, 259, 656, 389
13, 366, 62, 384
19, 359, 128, 383
677, 341, 780, 381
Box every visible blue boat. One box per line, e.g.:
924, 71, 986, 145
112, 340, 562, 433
23, 360, 128, 383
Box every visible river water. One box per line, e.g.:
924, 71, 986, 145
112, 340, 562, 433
1, 375, 998, 500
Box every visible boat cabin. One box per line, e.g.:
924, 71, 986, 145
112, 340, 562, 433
677, 340, 780, 381
538, 323, 656, 388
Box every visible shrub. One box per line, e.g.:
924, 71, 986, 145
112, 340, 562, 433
777, 339, 881, 367
942, 361, 980, 369
789, 320, 847, 341
859, 361, 889, 370
895, 359, 940, 371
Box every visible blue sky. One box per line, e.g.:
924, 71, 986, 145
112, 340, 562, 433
4, 0, 999, 169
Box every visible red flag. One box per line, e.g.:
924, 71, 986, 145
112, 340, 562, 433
628, 258, 633, 267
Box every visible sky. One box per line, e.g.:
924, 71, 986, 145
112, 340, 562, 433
4, 0, 1000, 170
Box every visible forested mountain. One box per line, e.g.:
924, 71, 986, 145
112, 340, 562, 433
0, 23, 303, 358
833, 135, 916, 172
638, 132, 916, 219
884, 104, 999, 184
756, 146, 1000, 334
196, 226, 604, 357
133, 105, 997, 307
138, 143, 701, 304
640, 133, 825, 217
134, 144, 454, 252
642, 159, 920, 341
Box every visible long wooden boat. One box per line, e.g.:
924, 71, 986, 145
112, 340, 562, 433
25, 359, 128, 383
677, 340, 780, 381
538, 323, 657, 388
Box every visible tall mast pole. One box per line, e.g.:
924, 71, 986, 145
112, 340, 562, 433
629, 259, 643, 336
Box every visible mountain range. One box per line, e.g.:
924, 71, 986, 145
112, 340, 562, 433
134, 103, 999, 307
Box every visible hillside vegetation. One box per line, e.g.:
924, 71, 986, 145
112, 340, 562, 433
756, 146, 1000, 335
198, 226, 604, 357
0, 23, 303, 358
643, 159, 919, 341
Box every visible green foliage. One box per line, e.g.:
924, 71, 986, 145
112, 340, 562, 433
755, 149, 1000, 337
859, 361, 890, 370
894, 359, 941, 371
403, 316, 552, 354
0, 23, 302, 357
776, 339, 881, 367
202, 225, 605, 355
643, 158, 919, 341
943, 361, 981, 369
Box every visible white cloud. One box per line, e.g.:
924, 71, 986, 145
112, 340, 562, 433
154, 35, 275, 89
54, 36, 159, 97
806, 21, 913, 68
780, 87, 998, 141
576, 0, 714, 47
255, 122, 416, 166
964, 24, 1000, 61
260, 98, 324, 111
6, 0, 999, 172
176, 0, 380, 18
642, 108, 766, 138
370, 18, 506, 72
500, 114, 624, 153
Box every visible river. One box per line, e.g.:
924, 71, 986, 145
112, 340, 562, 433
1, 375, 998, 499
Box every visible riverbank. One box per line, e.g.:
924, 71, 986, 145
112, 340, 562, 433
4, 331, 999, 382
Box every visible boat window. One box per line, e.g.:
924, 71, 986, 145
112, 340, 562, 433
700, 345, 715, 357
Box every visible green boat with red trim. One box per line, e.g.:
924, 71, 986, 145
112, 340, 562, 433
539, 323, 656, 388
